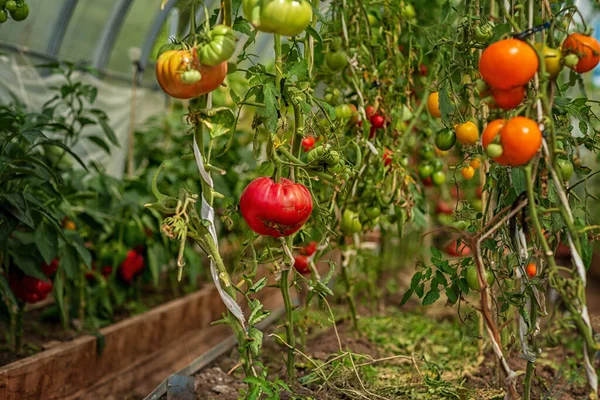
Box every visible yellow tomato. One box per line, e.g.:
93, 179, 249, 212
455, 121, 479, 144
427, 92, 441, 118
470, 158, 481, 169
535, 44, 563, 79
461, 166, 475, 180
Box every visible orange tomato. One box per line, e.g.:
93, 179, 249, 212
455, 121, 479, 144
481, 119, 509, 165
562, 33, 600, 73
489, 86, 525, 110
470, 158, 481, 169
462, 166, 475, 180
526, 263, 537, 278
479, 39, 539, 89
427, 92, 441, 118
156, 50, 227, 99
498, 117, 542, 166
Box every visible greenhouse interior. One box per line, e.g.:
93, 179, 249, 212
2, 0, 600, 399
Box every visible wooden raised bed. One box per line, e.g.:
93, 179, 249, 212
0, 281, 285, 400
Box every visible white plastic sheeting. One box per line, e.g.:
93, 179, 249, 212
0, 53, 166, 178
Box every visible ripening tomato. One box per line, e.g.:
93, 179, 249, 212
481, 119, 509, 165
497, 117, 542, 166
294, 255, 311, 274
461, 166, 475, 180
365, 105, 375, 119
243, 0, 313, 36
466, 265, 495, 291
427, 92, 441, 118
526, 263, 537, 278
535, 44, 563, 79
455, 121, 479, 145
445, 240, 470, 257
562, 33, 600, 73
300, 241, 318, 256
383, 148, 394, 166
435, 201, 454, 215
240, 177, 313, 237
302, 136, 316, 152
197, 25, 237, 67
156, 50, 227, 99
479, 39, 538, 89
470, 158, 481, 169
489, 86, 525, 110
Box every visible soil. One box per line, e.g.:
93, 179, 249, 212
186, 263, 600, 400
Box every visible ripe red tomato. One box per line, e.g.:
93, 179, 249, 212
562, 33, 600, 73
302, 136, 316, 152
479, 39, 538, 89
489, 86, 525, 110
370, 114, 385, 129
156, 50, 227, 99
445, 240, 471, 257
365, 105, 375, 119
41, 259, 59, 276
240, 177, 313, 237
299, 241, 318, 256
435, 201, 454, 215
294, 255, 311, 274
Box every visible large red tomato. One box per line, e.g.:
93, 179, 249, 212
240, 177, 313, 237
479, 39, 538, 89
156, 50, 227, 99
562, 33, 600, 73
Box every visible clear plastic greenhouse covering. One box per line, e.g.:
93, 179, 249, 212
0, 0, 310, 178
1, 0, 598, 178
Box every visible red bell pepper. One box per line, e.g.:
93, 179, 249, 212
9, 273, 53, 303
119, 250, 145, 283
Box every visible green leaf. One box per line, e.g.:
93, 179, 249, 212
255, 82, 278, 132
98, 117, 119, 145
438, 86, 454, 122
305, 26, 323, 44
430, 246, 442, 262
61, 244, 80, 279
435, 270, 448, 287
547, 181, 559, 204
399, 288, 414, 306
87, 135, 111, 153
35, 218, 58, 264
410, 271, 422, 290
202, 107, 236, 139
0, 274, 18, 308
445, 285, 458, 304
12, 250, 47, 281
248, 326, 263, 357
249, 276, 268, 293
510, 168, 526, 195
457, 277, 470, 294
1, 192, 34, 228
286, 60, 308, 80
53, 271, 68, 328
422, 288, 440, 306
73, 241, 92, 268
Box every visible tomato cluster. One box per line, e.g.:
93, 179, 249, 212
0, 0, 29, 23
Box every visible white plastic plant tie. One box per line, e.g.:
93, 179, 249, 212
517, 228, 528, 261
567, 232, 587, 287
193, 134, 245, 327
365, 140, 379, 155
584, 341, 599, 395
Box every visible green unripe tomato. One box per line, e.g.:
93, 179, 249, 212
466, 265, 495, 291
431, 159, 444, 172
5, 0, 16, 11
419, 144, 435, 161
452, 220, 468, 230
418, 164, 433, 179
326, 51, 348, 72
557, 158, 574, 181
486, 143, 503, 159
341, 209, 362, 234
432, 170, 446, 186
0, 9, 7, 23
365, 206, 381, 220
435, 129, 457, 151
